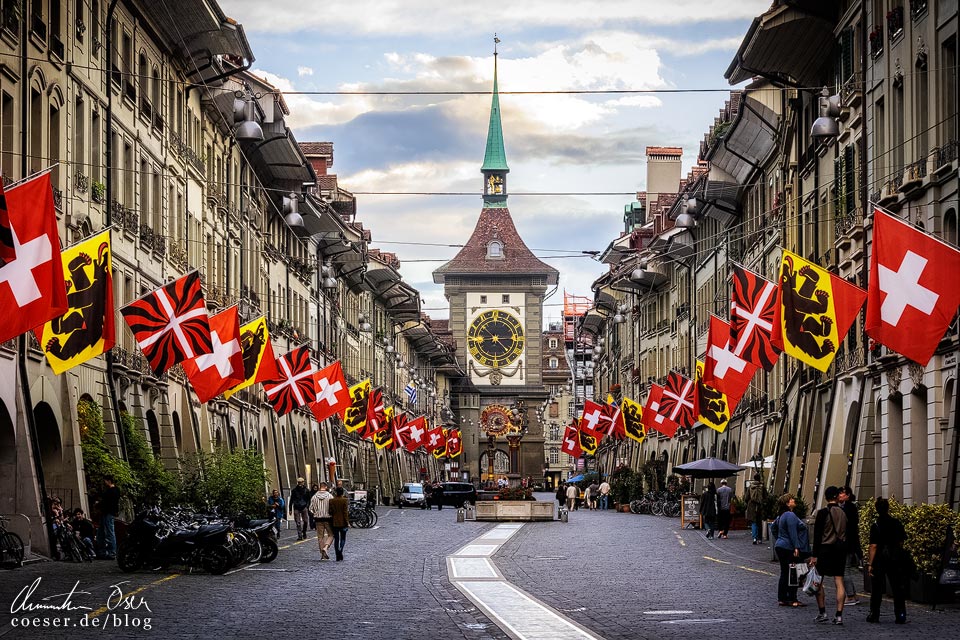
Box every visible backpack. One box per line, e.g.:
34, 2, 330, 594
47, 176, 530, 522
821, 505, 847, 546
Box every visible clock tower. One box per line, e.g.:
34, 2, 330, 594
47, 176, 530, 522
433, 42, 559, 485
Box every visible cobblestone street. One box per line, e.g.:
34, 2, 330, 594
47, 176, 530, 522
1, 497, 957, 639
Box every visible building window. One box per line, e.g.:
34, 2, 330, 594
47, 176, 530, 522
479, 295, 487, 304
549, 338, 558, 349
549, 448, 559, 464
549, 357, 558, 369
486, 240, 503, 259
502, 294, 510, 304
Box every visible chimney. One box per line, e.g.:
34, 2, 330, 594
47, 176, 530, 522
645, 146, 682, 208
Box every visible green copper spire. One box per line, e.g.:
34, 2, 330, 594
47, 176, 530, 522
481, 48, 509, 173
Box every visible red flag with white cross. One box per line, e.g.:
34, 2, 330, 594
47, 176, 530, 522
0, 173, 68, 343
121, 271, 212, 375
263, 346, 316, 416
703, 314, 759, 401
580, 399, 609, 441
640, 383, 678, 438
426, 427, 447, 458
445, 428, 462, 458
182, 306, 245, 403
310, 361, 351, 422
561, 420, 582, 458
404, 416, 429, 452
866, 208, 960, 366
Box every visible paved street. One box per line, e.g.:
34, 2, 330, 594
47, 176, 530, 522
1, 497, 957, 639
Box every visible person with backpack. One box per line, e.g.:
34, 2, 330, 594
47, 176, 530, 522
811, 486, 848, 625
746, 473, 766, 545
865, 498, 909, 624
839, 486, 862, 606
699, 482, 718, 539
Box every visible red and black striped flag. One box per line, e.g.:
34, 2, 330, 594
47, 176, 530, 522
121, 271, 212, 375
263, 346, 316, 416
660, 371, 696, 430
358, 387, 386, 440
730, 264, 781, 371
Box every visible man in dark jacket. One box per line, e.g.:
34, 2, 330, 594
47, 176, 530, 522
96, 476, 120, 560
329, 487, 350, 561
290, 477, 310, 540
865, 498, 909, 624
811, 486, 848, 625
839, 486, 862, 605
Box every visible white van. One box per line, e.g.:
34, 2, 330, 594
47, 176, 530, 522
397, 483, 426, 508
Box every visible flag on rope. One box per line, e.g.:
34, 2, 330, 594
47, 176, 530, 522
342, 379, 372, 433
703, 314, 759, 400
866, 208, 960, 366
446, 428, 463, 458
35, 230, 114, 375
121, 270, 212, 375
223, 316, 281, 399
661, 371, 696, 430
426, 426, 447, 458
561, 420, 583, 458
730, 263, 782, 371
404, 381, 417, 405
620, 397, 646, 444
310, 361, 351, 422
695, 359, 731, 433
388, 411, 412, 452
580, 399, 609, 441
404, 415, 428, 452
373, 406, 395, 449
0, 173, 68, 344
182, 306, 245, 403
640, 383, 677, 438
602, 402, 627, 440
359, 387, 386, 440
263, 346, 316, 416
772, 250, 867, 372
0, 180, 15, 264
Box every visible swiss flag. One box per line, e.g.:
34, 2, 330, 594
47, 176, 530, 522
704, 314, 759, 400
425, 426, 446, 457
310, 361, 350, 422
404, 416, 429, 452
0, 181, 16, 264
560, 421, 582, 458
0, 174, 68, 343
263, 346, 316, 416
445, 428, 462, 458
182, 307, 244, 403
580, 399, 609, 441
867, 208, 960, 365
641, 383, 678, 438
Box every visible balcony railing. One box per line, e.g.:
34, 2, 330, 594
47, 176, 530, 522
167, 239, 187, 271
835, 208, 862, 237
898, 159, 926, 192
886, 6, 904, 42
52, 187, 62, 211
139, 222, 156, 251
74, 171, 88, 194
183, 145, 204, 175
935, 140, 959, 170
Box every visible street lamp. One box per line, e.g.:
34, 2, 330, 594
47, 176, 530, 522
811, 87, 841, 138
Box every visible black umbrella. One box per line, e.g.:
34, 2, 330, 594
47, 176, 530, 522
672, 457, 746, 478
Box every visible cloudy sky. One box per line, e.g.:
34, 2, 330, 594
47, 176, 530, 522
220, 0, 767, 326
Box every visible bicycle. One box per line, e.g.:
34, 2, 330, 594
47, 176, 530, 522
1, 515, 25, 569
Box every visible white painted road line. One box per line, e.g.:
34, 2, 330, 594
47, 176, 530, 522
448, 524, 604, 640
643, 610, 694, 615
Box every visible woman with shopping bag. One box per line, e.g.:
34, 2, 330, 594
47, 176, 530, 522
773, 493, 811, 607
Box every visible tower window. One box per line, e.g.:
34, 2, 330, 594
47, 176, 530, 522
502, 294, 510, 304
480, 295, 487, 304
487, 240, 503, 259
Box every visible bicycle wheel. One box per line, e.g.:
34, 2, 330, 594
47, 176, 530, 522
629, 500, 642, 514
1, 531, 25, 568
651, 501, 664, 516
366, 510, 378, 527
665, 501, 681, 518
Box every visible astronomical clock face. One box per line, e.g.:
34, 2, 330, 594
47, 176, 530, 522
467, 309, 525, 368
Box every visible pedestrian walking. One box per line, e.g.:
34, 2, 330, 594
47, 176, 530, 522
95, 475, 120, 559
583, 484, 593, 510
839, 486, 862, 606
329, 487, 350, 562
290, 477, 311, 540
307, 483, 320, 530
599, 480, 611, 510
811, 485, 848, 625
423, 480, 434, 509
716, 479, 734, 539
309, 482, 334, 560
587, 481, 600, 510
565, 483, 577, 512
699, 482, 718, 539
773, 493, 810, 607
555, 483, 566, 514
746, 473, 766, 544
266, 489, 285, 536
865, 498, 909, 624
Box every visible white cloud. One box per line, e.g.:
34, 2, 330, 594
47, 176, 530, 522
220, 0, 769, 35
297, 65, 313, 77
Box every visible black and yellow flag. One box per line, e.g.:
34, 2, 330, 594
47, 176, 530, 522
577, 418, 598, 455
35, 231, 114, 375
373, 406, 394, 450
342, 379, 371, 433
621, 397, 646, 444
224, 317, 281, 399
695, 359, 730, 433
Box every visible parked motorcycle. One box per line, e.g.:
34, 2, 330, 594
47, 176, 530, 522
117, 508, 235, 575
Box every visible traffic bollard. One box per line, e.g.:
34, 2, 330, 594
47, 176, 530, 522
559, 508, 568, 523
457, 508, 465, 522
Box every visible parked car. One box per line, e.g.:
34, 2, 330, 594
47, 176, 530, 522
397, 483, 426, 508
429, 482, 478, 509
